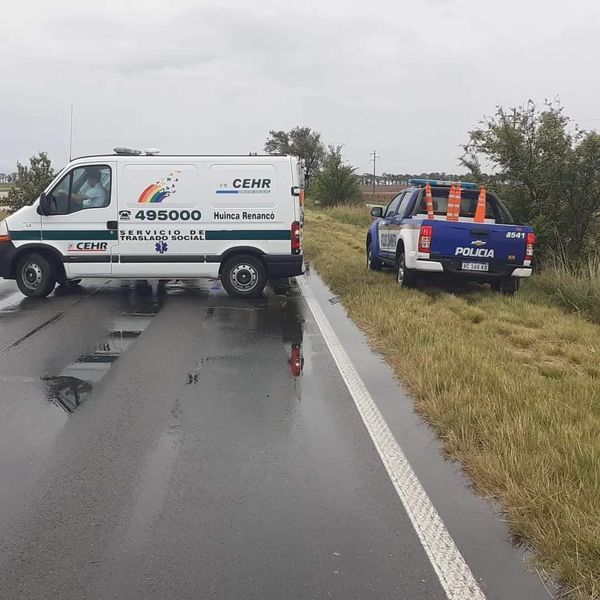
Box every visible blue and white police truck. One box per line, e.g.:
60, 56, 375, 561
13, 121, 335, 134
0, 149, 304, 298
366, 179, 535, 294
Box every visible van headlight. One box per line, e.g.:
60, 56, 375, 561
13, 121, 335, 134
0, 220, 11, 242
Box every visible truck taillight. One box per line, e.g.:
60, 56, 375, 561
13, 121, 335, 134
291, 221, 301, 254
525, 232, 536, 263
418, 225, 433, 254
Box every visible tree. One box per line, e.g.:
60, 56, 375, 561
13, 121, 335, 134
460, 100, 600, 261
264, 126, 325, 188
6, 152, 54, 212
311, 145, 362, 207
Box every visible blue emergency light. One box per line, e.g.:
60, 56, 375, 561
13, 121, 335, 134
408, 178, 478, 190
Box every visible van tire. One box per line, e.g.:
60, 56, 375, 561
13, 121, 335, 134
221, 254, 267, 298
492, 277, 520, 295
16, 253, 57, 298
367, 240, 382, 271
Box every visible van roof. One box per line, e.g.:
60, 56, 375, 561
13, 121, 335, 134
71, 153, 292, 161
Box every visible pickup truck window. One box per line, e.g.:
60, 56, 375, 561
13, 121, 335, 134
414, 188, 513, 224
384, 192, 405, 217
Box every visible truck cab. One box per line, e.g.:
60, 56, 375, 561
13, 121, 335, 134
366, 179, 535, 294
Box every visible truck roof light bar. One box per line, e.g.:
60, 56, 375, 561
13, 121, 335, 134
409, 178, 478, 190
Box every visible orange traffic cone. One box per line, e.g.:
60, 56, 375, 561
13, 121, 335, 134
446, 184, 461, 221
474, 186, 487, 223
425, 183, 435, 220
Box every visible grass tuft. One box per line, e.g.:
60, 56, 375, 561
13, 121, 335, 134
304, 207, 600, 599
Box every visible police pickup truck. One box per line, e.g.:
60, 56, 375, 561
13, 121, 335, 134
366, 179, 535, 294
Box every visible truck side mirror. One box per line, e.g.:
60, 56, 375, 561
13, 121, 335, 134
38, 192, 51, 216
370, 206, 383, 218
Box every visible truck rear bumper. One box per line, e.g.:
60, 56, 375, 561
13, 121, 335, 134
414, 259, 444, 272
511, 267, 532, 277
413, 257, 532, 280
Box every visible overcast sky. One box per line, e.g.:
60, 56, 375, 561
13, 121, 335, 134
1, 0, 599, 175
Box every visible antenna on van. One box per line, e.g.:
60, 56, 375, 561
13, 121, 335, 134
69, 101, 74, 161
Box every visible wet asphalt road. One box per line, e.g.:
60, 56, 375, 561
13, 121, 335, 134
0, 275, 554, 600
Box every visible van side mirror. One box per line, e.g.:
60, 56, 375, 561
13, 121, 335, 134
39, 192, 51, 216
370, 206, 383, 218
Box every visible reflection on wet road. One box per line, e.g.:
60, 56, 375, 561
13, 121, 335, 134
0, 277, 553, 600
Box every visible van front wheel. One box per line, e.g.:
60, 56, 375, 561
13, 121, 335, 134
16, 253, 57, 298
221, 255, 267, 298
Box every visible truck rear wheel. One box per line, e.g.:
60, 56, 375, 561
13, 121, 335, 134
396, 249, 417, 288
16, 253, 57, 298
492, 277, 520, 295
221, 254, 267, 298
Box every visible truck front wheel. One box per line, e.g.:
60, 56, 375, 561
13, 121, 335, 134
221, 254, 267, 298
367, 240, 382, 271
16, 253, 57, 298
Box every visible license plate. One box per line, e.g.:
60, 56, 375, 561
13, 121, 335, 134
462, 261, 489, 272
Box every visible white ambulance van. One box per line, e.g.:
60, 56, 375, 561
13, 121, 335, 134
0, 149, 305, 298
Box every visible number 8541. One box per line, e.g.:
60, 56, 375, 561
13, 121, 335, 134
135, 209, 202, 221
506, 231, 525, 239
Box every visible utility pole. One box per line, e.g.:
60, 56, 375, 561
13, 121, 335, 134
370, 150, 379, 198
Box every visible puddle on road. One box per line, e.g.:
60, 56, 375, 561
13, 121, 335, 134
42, 281, 167, 414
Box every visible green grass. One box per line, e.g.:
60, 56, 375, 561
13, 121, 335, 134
0, 183, 12, 193
529, 259, 600, 324
304, 208, 600, 599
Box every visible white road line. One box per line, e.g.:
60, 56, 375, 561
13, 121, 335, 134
298, 276, 486, 600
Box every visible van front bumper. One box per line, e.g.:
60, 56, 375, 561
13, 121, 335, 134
264, 254, 304, 279
0, 241, 16, 279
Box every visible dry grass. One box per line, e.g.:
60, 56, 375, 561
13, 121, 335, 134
304, 208, 600, 599
0, 211, 7, 221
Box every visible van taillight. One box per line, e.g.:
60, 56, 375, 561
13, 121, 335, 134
525, 232, 536, 263
290, 344, 303, 377
418, 225, 433, 254
299, 189, 305, 207
291, 221, 301, 254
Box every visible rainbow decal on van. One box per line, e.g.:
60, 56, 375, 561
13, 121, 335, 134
138, 171, 182, 203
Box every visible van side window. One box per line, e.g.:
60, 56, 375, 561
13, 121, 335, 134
47, 166, 111, 215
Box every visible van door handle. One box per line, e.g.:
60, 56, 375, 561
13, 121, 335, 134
106, 221, 118, 230
470, 228, 489, 236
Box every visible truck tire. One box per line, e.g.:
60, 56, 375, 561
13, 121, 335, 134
366, 241, 382, 271
492, 277, 520, 295
221, 254, 267, 298
16, 253, 57, 298
396, 248, 417, 288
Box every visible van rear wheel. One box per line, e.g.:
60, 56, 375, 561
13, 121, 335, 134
16, 253, 57, 298
221, 254, 267, 298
